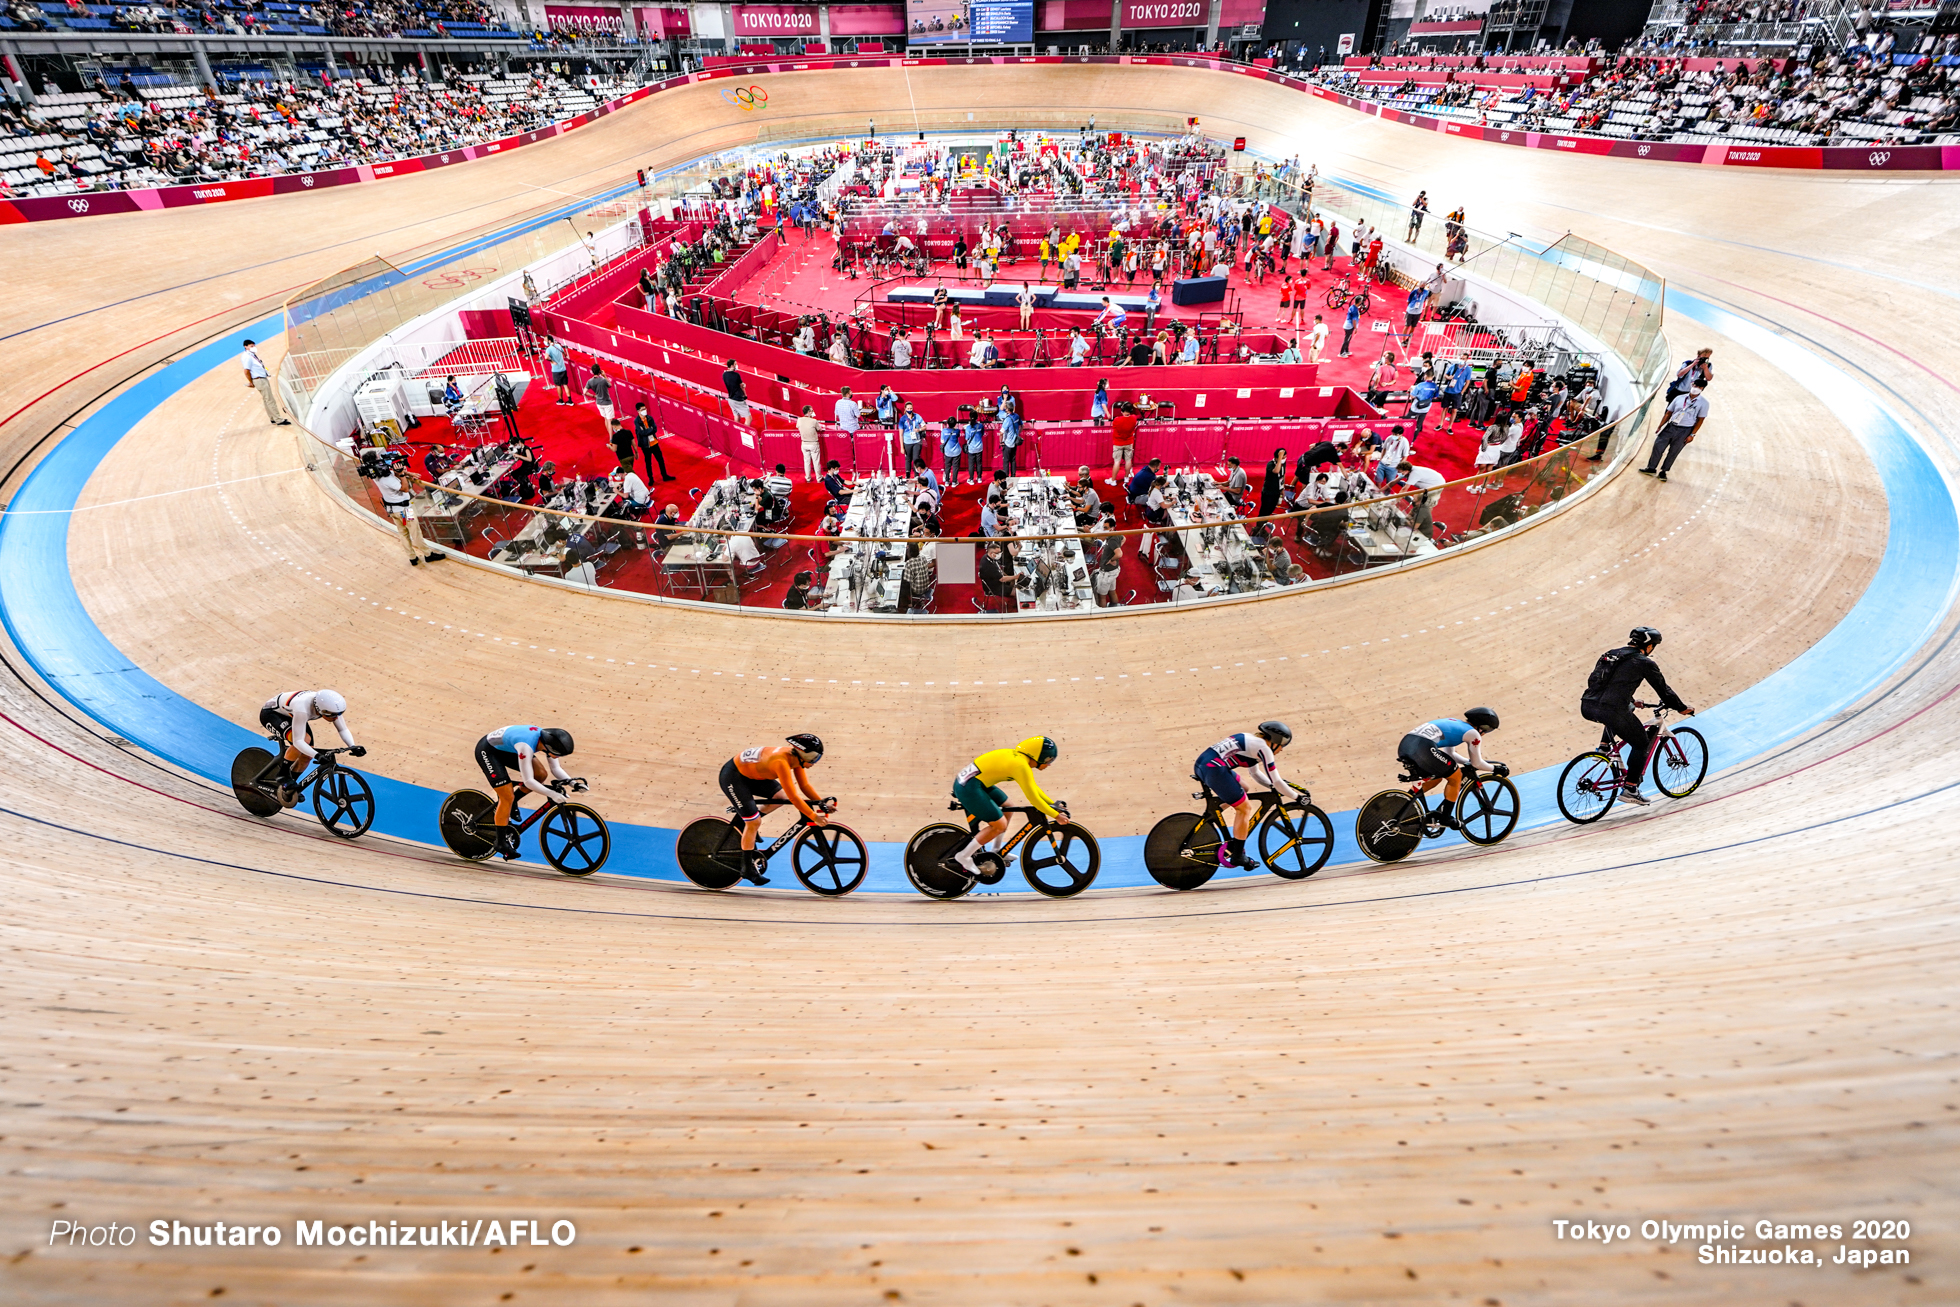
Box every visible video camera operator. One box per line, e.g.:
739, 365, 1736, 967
359, 449, 444, 568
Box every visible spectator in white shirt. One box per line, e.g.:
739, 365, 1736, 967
834, 387, 862, 437
828, 332, 851, 365
891, 330, 913, 369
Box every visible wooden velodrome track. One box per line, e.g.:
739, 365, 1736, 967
3, 64, 1957, 1304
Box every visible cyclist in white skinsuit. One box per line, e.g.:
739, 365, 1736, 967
260, 690, 362, 804
1194, 722, 1298, 869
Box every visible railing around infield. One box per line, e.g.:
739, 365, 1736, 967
296, 330, 1668, 619
276, 114, 1672, 619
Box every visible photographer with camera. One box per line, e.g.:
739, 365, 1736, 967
362, 449, 444, 568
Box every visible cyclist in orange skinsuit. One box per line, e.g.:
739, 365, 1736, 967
719, 733, 829, 885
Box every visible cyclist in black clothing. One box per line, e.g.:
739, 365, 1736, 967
1580, 626, 1695, 806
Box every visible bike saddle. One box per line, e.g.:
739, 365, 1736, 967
946, 801, 964, 812
1396, 767, 1423, 784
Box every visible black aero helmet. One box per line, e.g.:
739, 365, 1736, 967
786, 732, 824, 764
1630, 625, 1663, 649
538, 727, 575, 756
1463, 707, 1500, 732
1256, 720, 1293, 749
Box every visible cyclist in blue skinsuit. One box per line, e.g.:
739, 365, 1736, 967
1397, 708, 1505, 828
473, 724, 582, 858
1194, 721, 1299, 870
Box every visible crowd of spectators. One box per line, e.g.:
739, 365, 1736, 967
1310, 28, 1960, 146
2, 0, 519, 39
1669, 0, 1811, 27
0, 63, 651, 195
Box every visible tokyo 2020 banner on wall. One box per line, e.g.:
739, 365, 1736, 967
907, 0, 1034, 44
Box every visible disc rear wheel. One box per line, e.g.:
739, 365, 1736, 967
677, 817, 745, 889
1355, 789, 1424, 864
230, 747, 282, 818
1143, 812, 1215, 891
438, 789, 498, 861
905, 823, 976, 900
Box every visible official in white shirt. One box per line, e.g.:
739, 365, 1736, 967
241, 339, 289, 425
1376, 425, 1412, 472
1396, 462, 1447, 538
1640, 385, 1708, 481
797, 405, 825, 481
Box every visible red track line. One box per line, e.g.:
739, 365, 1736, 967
0, 704, 450, 865
1698, 270, 1960, 399
0, 282, 309, 436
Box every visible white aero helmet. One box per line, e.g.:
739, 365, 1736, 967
313, 689, 347, 716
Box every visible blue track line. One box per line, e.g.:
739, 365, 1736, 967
1, 222, 1953, 894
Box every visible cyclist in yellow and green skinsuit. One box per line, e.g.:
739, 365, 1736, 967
941, 735, 1064, 881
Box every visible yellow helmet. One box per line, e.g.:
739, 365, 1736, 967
1016, 736, 1059, 767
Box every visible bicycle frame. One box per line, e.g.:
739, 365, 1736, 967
959, 803, 1056, 860
1196, 786, 1290, 839
506, 790, 572, 835
247, 740, 345, 795
739, 796, 834, 859
1599, 705, 1679, 778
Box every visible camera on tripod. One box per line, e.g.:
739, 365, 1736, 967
355, 448, 410, 480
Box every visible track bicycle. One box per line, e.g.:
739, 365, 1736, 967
230, 743, 375, 840
904, 802, 1100, 900
437, 781, 611, 876
1555, 702, 1709, 824
1323, 276, 1371, 314
1354, 764, 1520, 864
675, 797, 869, 896
1143, 782, 1335, 891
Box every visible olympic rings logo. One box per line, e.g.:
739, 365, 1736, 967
421, 266, 492, 290
67, 198, 91, 212
1868, 150, 1891, 167
720, 85, 770, 111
